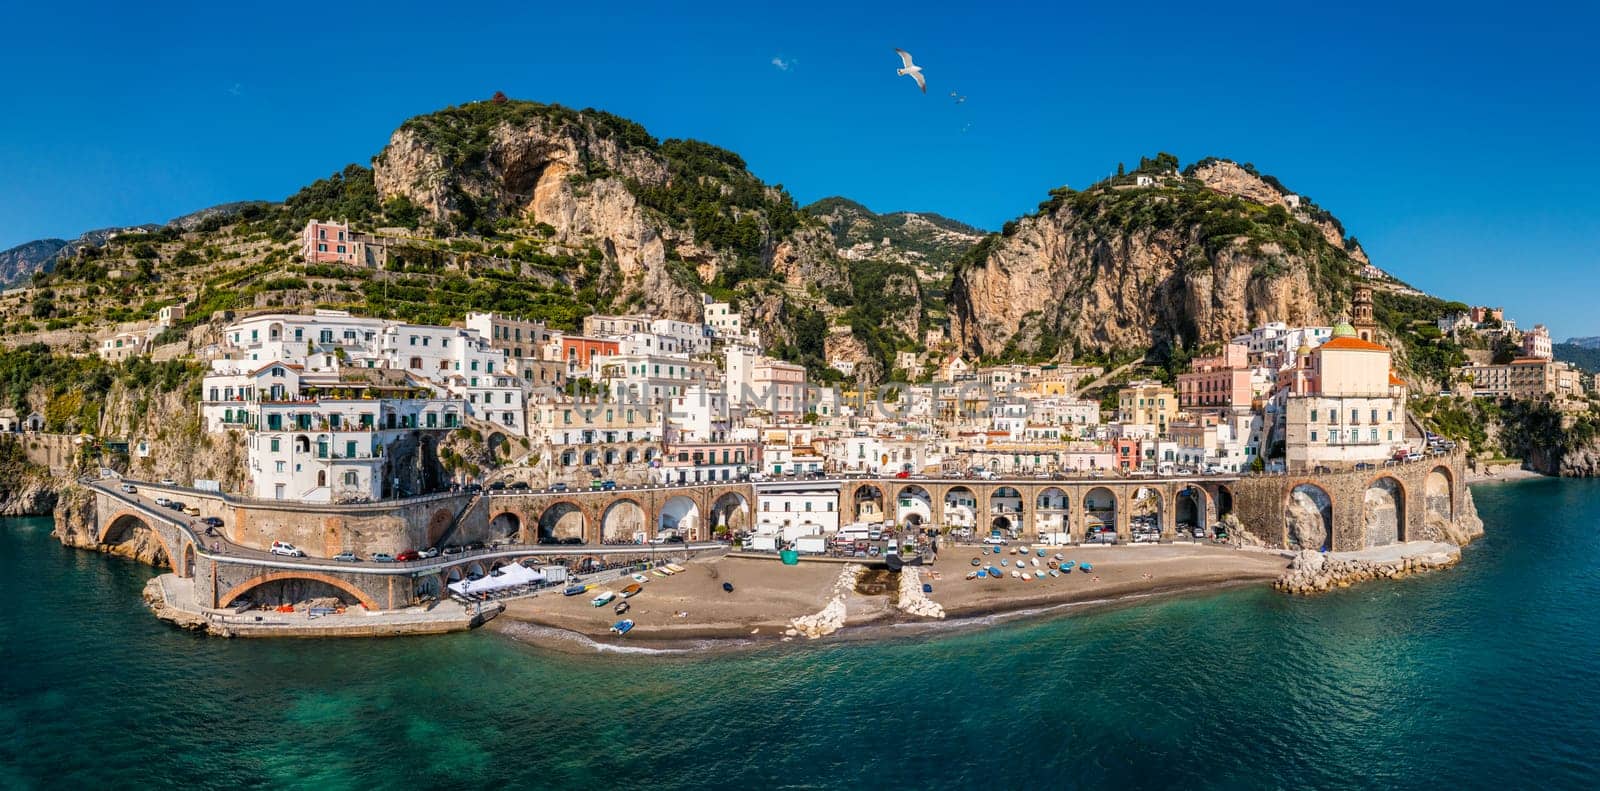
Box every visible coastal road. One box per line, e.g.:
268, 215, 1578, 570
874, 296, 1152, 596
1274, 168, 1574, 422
86, 479, 725, 578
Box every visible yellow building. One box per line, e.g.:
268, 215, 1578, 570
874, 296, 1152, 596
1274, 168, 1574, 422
1116, 380, 1177, 436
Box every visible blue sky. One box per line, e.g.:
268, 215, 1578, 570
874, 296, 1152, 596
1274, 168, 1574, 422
2, 0, 1596, 336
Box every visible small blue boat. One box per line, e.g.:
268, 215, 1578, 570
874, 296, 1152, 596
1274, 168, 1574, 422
610, 619, 634, 635
563, 585, 587, 596
1001, 558, 1009, 567
922, 583, 933, 593
1037, 548, 1046, 557
976, 569, 988, 578
1060, 562, 1074, 573
1080, 562, 1094, 572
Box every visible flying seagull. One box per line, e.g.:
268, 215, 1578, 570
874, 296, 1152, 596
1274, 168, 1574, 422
894, 48, 926, 93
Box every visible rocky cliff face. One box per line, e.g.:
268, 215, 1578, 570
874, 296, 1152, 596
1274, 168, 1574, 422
98, 379, 249, 490
0, 238, 68, 289
0, 472, 57, 516
949, 160, 1370, 360
374, 109, 703, 321
1187, 159, 1370, 266
365, 100, 976, 382
1526, 437, 1600, 478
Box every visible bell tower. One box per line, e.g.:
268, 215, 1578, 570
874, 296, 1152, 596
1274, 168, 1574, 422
1351, 285, 1377, 343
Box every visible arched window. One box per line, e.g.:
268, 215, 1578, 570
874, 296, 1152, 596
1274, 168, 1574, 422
316, 470, 327, 487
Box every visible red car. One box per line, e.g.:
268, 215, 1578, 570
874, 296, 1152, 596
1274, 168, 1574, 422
894, 470, 911, 479
395, 549, 421, 562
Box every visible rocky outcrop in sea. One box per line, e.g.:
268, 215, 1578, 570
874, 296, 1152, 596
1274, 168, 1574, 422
1274, 547, 1460, 595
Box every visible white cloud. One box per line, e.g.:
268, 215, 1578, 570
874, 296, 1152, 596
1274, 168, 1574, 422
771, 56, 793, 72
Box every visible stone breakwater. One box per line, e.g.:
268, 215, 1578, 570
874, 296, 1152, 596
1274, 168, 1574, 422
1274, 547, 1461, 595
896, 567, 945, 619
788, 564, 863, 639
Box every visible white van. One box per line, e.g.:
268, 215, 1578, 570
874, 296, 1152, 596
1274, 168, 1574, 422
269, 541, 306, 558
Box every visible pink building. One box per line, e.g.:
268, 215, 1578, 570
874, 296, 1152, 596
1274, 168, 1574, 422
1177, 343, 1252, 409
1521, 324, 1553, 360
302, 219, 357, 264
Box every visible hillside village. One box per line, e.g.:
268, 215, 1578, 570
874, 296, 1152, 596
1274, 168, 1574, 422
2, 101, 1598, 530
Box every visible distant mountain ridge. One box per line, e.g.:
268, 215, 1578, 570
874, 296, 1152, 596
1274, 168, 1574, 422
1555, 343, 1600, 374
1565, 336, 1600, 350
0, 202, 272, 289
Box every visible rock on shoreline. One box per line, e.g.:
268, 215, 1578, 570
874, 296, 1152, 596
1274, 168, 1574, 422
1274, 548, 1460, 595
0, 475, 57, 517
788, 564, 863, 639
896, 567, 944, 619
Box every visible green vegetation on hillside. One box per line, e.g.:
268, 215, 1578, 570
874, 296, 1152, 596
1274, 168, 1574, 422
1373, 291, 1469, 386
0, 345, 201, 434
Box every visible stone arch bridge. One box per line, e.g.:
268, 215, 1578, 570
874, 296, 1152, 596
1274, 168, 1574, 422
79, 453, 1470, 611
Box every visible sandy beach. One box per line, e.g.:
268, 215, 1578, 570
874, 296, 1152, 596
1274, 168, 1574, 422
1467, 463, 1546, 484
490, 543, 1291, 652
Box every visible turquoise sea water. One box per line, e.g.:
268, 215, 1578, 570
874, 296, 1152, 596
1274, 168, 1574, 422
3, 479, 1599, 789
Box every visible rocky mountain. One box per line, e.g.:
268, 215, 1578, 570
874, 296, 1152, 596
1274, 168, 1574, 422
1555, 343, 1600, 374
949, 154, 1370, 364
363, 100, 969, 380
0, 239, 68, 289
2, 100, 1468, 388
1565, 336, 1600, 349
0, 221, 178, 289
804, 197, 985, 273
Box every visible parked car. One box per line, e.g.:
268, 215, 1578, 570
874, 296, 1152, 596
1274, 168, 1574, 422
119, 483, 137, 494
372, 553, 396, 563
395, 549, 421, 562
269, 541, 305, 558
601, 480, 617, 491
183, 505, 201, 517
333, 551, 358, 563
442, 545, 464, 556
508, 481, 531, 491
489, 481, 507, 491
154, 497, 172, 508
894, 470, 911, 479
550, 482, 569, 493
418, 547, 440, 559
464, 483, 483, 493
983, 536, 1006, 545
167, 500, 187, 511
201, 516, 223, 528
465, 541, 485, 551
159, 478, 176, 486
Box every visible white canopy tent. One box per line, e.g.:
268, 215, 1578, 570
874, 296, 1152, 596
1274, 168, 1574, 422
448, 563, 543, 596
